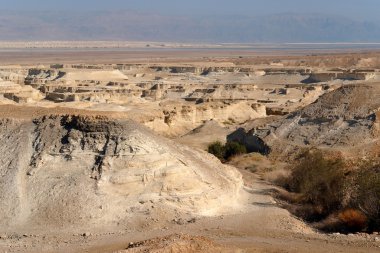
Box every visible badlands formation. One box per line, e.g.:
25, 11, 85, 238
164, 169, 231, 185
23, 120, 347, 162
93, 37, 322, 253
0, 49, 379, 252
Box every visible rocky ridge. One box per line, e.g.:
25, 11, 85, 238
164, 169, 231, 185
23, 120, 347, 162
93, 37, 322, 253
0, 114, 244, 231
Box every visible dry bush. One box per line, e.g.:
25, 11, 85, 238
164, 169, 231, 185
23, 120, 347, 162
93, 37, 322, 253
293, 204, 326, 221
314, 214, 341, 232
263, 167, 291, 185
276, 149, 380, 233
353, 166, 380, 232
338, 209, 367, 232
274, 188, 303, 204
228, 153, 265, 169
286, 150, 346, 220
315, 209, 367, 233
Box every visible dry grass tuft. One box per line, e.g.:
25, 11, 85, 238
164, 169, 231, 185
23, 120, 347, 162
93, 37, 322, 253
338, 209, 367, 231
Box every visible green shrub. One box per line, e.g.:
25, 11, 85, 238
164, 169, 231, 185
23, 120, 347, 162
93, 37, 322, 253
207, 141, 225, 161
207, 141, 247, 162
224, 141, 247, 159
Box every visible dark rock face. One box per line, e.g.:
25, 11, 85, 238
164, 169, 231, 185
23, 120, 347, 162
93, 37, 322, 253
227, 128, 271, 155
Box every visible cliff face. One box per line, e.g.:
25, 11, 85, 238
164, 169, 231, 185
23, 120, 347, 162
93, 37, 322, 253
149, 101, 267, 136
0, 115, 244, 229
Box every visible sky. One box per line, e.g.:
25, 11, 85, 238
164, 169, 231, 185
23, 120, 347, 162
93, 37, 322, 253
0, 0, 379, 22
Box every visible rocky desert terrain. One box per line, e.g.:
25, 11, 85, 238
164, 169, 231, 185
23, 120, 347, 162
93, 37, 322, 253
0, 47, 379, 252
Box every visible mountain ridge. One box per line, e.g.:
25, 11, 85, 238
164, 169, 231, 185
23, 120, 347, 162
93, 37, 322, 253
0, 11, 380, 43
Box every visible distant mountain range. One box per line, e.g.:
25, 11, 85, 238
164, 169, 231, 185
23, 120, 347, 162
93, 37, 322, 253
0, 11, 380, 42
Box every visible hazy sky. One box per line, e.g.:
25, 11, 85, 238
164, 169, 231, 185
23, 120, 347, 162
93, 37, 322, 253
1, 0, 379, 21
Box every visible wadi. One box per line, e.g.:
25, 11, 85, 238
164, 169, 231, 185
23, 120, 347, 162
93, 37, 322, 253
0, 46, 379, 252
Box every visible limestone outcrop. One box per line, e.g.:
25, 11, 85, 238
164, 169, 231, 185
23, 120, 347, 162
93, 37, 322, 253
0, 114, 244, 229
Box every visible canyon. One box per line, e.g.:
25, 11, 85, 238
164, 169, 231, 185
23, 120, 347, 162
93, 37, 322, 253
0, 48, 379, 252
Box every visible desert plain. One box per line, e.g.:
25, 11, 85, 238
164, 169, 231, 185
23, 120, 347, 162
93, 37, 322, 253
0, 44, 379, 252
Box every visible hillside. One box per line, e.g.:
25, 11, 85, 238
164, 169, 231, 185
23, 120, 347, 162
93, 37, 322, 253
0, 113, 244, 230
238, 84, 380, 160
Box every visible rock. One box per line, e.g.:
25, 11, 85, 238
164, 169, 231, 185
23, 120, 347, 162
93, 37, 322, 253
187, 218, 197, 223
172, 218, 186, 225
